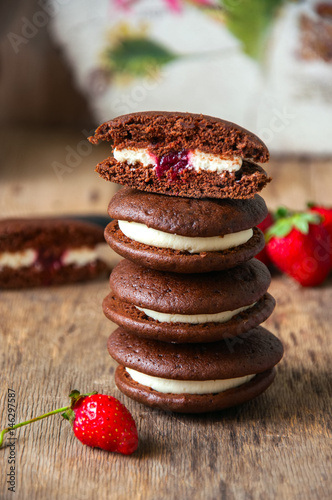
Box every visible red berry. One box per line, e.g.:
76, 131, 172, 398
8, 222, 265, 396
255, 212, 274, 266
72, 394, 138, 455
309, 204, 332, 267
156, 150, 189, 181
266, 210, 331, 287
0, 390, 138, 455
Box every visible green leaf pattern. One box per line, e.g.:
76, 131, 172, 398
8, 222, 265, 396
221, 0, 287, 60
104, 37, 177, 78
100, 1, 290, 83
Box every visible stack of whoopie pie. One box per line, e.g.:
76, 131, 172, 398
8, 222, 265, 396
89, 112, 283, 413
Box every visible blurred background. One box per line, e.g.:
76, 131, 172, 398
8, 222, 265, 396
1, 0, 331, 218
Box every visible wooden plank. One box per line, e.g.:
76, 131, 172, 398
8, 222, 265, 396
263, 156, 332, 210
0, 128, 117, 218
0, 274, 331, 500
0, 131, 331, 500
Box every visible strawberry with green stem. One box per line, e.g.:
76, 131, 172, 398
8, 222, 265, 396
0, 390, 138, 455
266, 207, 331, 287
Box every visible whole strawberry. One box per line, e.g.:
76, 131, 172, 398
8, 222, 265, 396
0, 390, 138, 455
266, 208, 331, 287
66, 391, 138, 455
308, 203, 332, 267
255, 211, 274, 266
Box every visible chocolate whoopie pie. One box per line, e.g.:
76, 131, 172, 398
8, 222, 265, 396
108, 327, 284, 413
89, 112, 271, 199
103, 259, 275, 343
105, 187, 267, 273
0, 218, 112, 288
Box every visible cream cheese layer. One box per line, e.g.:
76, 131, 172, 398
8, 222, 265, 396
136, 302, 256, 324
62, 244, 111, 267
0, 249, 37, 269
126, 368, 255, 395
0, 244, 111, 270
113, 147, 243, 173
118, 220, 253, 253
62, 247, 99, 267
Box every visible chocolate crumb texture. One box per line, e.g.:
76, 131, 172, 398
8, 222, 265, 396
89, 112, 271, 199
88, 111, 269, 162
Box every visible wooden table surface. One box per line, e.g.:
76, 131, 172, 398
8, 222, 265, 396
0, 129, 331, 500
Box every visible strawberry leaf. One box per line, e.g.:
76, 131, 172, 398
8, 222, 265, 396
265, 209, 322, 241
275, 206, 291, 219
68, 389, 98, 410
69, 390, 81, 399
265, 219, 293, 240
61, 408, 75, 424
293, 215, 310, 234
302, 212, 321, 224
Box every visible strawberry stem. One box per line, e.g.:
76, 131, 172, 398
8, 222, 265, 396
265, 208, 322, 242
0, 405, 70, 448
0, 390, 98, 448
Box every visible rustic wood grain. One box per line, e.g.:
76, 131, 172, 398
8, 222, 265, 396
0, 131, 331, 500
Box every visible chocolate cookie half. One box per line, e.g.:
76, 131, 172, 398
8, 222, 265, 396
103, 259, 275, 343
105, 187, 267, 273
0, 218, 113, 288
108, 327, 284, 413
89, 112, 271, 199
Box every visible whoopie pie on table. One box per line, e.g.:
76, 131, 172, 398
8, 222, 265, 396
105, 187, 268, 273
89, 111, 283, 413
103, 258, 275, 344
108, 327, 283, 414
88, 111, 271, 200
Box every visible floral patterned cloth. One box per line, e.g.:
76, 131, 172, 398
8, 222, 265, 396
50, 0, 332, 154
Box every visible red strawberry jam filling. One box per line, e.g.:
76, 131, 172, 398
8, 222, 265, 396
34, 250, 63, 271
155, 150, 189, 181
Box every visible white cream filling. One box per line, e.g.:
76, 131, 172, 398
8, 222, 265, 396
0, 249, 37, 269
114, 147, 154, 166
188, 150, 242, 172
118, 220, 253, 253
62, 243, 112, 267
126, 368, 255, 395
0, 244, 112, 271
136, 302, 256, 324
62, 247, 99, 267
113, 147, 243, 173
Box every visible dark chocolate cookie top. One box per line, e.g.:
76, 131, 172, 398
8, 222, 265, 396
0, 218, 105, 253
89, 111, 269, 163
109, 258, 271, 314
108, 187, 267, 237
108, 326, 284, 380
